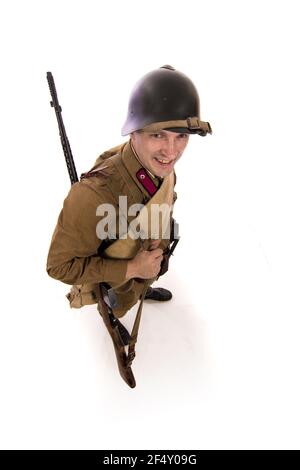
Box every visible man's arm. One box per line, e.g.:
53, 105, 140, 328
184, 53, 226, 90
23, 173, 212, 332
46, 180, 128, 286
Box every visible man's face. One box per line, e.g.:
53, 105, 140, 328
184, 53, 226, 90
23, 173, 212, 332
130, 129, 189, 178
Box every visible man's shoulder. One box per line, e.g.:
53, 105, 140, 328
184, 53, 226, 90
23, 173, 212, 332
93, 142, 127, 166
84, 141, 128, 176
78, 141, 128, 200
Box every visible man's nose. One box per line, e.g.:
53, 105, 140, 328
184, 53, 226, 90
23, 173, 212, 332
161, 139, 176, 158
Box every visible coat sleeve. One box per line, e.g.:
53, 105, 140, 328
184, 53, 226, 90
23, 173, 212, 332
46, 180, 128, 285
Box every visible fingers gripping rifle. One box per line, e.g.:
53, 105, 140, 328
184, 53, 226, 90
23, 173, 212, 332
46, 72, 79, 185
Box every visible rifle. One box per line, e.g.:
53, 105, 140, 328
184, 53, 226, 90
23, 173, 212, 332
46, 72, 136, 388
46, 72, 79, 185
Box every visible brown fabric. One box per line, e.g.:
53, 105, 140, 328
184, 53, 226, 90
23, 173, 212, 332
103, 168, 174, 259
66, 283, 101, 308
47, 140, 176, 317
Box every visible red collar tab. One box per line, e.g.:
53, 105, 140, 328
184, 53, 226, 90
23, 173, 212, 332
136, 168, 158, 196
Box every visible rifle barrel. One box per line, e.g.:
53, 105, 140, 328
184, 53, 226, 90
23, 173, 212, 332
46, 72, 79, 185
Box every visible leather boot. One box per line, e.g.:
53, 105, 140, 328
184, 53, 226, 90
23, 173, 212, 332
144, 287, 172, 301
98, 302, 136, 389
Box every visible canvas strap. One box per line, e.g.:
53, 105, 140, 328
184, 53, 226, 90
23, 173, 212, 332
82, 152, 175, 363
104, 158, 175, 363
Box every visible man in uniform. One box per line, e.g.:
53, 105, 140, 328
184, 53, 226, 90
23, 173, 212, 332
46, 65, 211, 388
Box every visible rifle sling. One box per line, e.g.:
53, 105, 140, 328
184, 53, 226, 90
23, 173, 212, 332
97, 155, 175, 366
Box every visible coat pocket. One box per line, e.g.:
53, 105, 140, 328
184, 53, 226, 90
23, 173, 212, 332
66, 283, 101, 308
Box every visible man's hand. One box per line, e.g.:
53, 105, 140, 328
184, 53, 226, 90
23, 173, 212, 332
125, 241, 163, 280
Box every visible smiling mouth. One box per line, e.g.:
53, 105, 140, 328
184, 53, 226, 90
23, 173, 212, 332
154, 157, 175, 166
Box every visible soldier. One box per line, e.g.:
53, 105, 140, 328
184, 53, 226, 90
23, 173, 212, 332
47, 65, 212, 388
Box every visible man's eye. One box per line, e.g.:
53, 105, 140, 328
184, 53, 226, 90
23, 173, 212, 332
151, 133, 163, 138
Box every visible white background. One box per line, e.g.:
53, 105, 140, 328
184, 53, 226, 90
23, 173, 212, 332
0, 0, 300, 450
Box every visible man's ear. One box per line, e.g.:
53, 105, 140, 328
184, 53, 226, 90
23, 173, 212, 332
130, 131, 139, 145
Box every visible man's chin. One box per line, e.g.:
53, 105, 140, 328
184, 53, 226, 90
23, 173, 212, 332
157, 169, 173, 178
151, 160, 175, 178
150, 166, 172, 178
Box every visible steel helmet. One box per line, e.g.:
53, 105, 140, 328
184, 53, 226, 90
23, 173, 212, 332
121, 65, 212, 137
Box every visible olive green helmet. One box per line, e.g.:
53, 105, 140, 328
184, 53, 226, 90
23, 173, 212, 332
121, 65, 212, 137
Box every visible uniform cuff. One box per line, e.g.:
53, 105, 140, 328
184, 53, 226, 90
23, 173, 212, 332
102, 258, 128, 284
